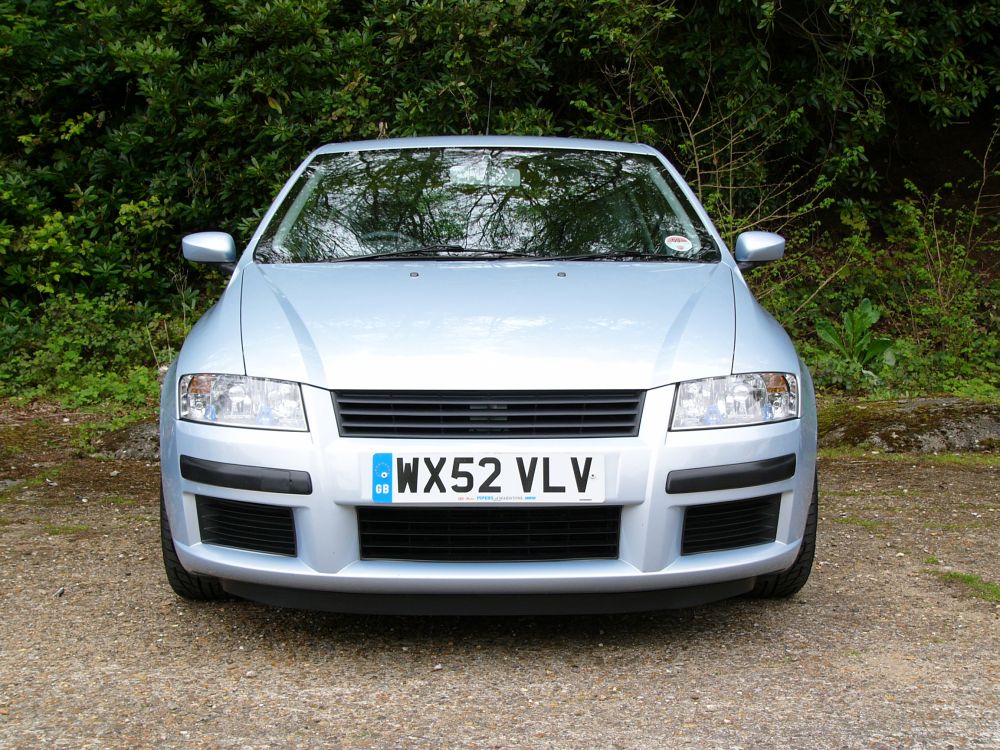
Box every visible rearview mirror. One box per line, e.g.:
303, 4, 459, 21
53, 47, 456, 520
182, 232, 237, 265
734, 231, 785, 270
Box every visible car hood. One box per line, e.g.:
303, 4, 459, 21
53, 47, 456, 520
239, 261, 735, 391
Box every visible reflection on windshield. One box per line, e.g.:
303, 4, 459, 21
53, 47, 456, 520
255, 148, 719, 263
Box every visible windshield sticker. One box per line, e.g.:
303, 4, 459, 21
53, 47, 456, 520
664, 235, 694, 254
448, 162, 522, 187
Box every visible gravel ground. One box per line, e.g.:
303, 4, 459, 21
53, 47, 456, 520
0, 405, 997, 749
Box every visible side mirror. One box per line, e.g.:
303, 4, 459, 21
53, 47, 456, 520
182, 232, 238, 268
734, 231, 785, 270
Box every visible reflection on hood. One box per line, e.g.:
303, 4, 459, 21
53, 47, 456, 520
239, 260, 736, 391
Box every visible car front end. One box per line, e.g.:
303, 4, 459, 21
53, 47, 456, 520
159, 136, 818, 615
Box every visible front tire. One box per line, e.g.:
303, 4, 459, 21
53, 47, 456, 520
160, 489, 230, 601
748, 472, 818, 599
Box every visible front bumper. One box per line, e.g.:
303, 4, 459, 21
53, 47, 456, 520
160, 382, 817, 611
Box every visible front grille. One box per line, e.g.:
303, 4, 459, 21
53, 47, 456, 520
334, 391, 644, 438
196, 495, 296, 556
681, 494, 781, 555
357, 505, 622, 561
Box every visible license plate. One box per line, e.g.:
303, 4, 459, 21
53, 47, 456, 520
370, 453, 605, 503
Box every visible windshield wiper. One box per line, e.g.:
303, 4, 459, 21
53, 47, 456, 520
331, 245, 538, 261
558, 251, 704, 262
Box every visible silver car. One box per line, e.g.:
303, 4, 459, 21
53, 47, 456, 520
160, 136, 818, 615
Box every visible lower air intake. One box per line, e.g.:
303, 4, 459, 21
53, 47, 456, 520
681, 494, 781, 555
196, 495, 296, 556
358, 505, 621, 561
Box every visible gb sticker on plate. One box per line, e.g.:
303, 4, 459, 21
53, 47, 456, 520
372, 452, 393, 503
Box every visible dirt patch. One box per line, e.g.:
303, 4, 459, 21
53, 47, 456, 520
90, 419, 159, 461
0, 402, 997, 749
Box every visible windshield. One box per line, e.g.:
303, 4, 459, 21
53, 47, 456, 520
255, 147, 719, 263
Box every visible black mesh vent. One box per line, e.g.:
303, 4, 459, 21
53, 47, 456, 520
681, 494, 781, 555
196, 495, 296, 556
333, 391, 644, 438
358, 505, 621, 561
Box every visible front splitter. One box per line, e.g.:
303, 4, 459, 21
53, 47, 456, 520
221, 577, 756, 616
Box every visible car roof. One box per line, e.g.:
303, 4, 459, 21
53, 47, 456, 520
311, 135, 662, 158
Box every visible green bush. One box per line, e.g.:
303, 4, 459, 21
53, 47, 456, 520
0, 291, 188, 407
751, 182, 999, 397
1, 0, 999, 404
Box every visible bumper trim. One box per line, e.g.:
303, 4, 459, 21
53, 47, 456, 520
220, 577, 756, 615
666, 453, 796, 494
180, 455, 312, 495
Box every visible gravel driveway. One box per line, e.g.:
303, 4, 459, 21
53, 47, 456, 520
1, 405, 997, 749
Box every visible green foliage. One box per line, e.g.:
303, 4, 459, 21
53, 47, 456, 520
1, 0, 999, 404
884, 183, 984, 352
755, 179, 999, 397
814, 299, 895, 390
935, 571, 1000, 604
0, 291, 190, 407
43, 523, 91, 536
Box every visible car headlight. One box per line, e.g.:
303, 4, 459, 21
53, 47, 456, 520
671, 373, 798, 430
179, 374, 308, 431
